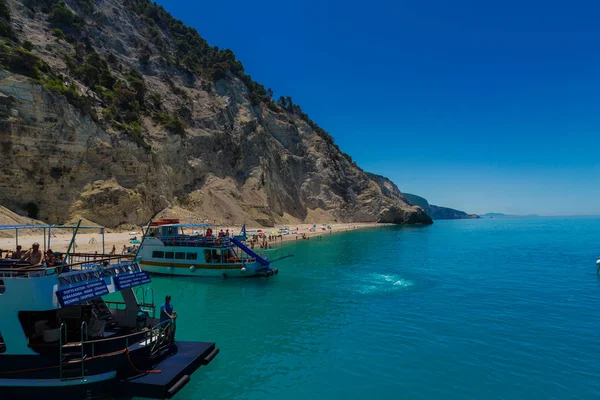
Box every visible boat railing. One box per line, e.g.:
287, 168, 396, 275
0, 256, 140, 280
157, 235, 233, 248
148, 319, 176, 355
80, 321, 88, 377
104, 299, 156, 312
59, 322, 66, 379
103, 300, 128, 311
68, 253, 136, 269
0, 265, 55, 278
62, 319, 175, 360
133, 286, 156, 317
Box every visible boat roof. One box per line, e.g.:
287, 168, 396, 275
0, 224, 104, 230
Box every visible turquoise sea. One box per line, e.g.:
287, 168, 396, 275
143, 217, 600, 399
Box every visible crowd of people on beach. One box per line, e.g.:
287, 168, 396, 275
108, 244, 138, 255
247, 233, 283, 250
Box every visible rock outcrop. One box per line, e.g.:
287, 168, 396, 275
403, 193, 479, 220
0, 0, 432, 227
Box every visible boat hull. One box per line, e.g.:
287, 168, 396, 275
0, 372, 117, 398
140, 260, 270, 277
0, 341, 218, 399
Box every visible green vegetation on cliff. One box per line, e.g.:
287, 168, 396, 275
2, 0, 346, 157
0, 0, 12, 38
123, 0, 343, 151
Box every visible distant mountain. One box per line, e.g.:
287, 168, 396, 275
481, 213, 539, 218
403, 194, 480, 220
429, 205, 480, 220
402, 193, 429, 210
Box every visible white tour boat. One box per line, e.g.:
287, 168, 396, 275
136, 219, 286, 277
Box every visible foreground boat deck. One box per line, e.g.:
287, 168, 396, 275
121, 341, 219, 399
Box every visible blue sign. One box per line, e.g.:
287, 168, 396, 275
114, 271, 151, 291
56, 280, 109, 307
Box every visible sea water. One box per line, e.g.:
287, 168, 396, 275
138, 217, 600, 399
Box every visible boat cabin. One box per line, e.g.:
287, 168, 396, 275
0, 260, 157, 358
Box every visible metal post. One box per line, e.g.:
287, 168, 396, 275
133, 219, 153, 262
43, 227, 46, 254
48, 226, 51, 250
59, 322, 65, 380
101, 228, 105, 255
64, 220, 83, 266
80, 321, 87, 378
15, 228, 18, 248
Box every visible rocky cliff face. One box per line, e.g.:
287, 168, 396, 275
403, 193, 479, 220
0, 0, 432, 227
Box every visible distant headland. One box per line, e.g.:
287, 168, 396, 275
402, 193, 480, 220
481, 213, 540, 218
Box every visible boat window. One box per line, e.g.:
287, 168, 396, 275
175, 252, 186, 260
186, 253, 197, 260
152, 251, 164, 258
204, 249, 221, 263
164, 252, 174, 259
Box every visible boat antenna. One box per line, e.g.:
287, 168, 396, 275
133, 219, 153, 261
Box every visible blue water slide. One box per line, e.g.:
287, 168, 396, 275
230, 237, 270, 266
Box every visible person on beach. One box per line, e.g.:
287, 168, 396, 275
160, 295, 177, 324
122, 245, 127, 254
110, 245, 116, 255
18, 242, 44, 267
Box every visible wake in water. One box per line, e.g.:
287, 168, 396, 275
355, 273, 414, 294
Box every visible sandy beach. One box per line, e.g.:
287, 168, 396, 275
0, 222, 389, 254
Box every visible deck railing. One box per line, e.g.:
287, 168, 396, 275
157, 235, 233, 248
57, 319, 175, 380
135, 287, 156, 318
0, 259, 141, 283
68, 253, 136, 268
148, 319, 176, 355
77, 320, 174, 358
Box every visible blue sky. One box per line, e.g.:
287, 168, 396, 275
157, 0, 600, 215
